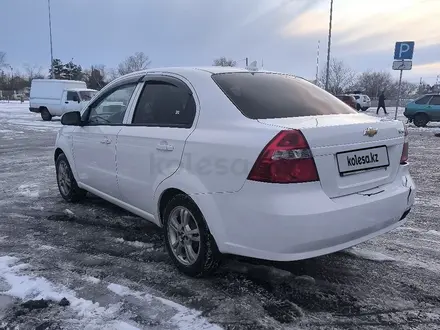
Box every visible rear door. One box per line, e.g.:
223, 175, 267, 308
428, 95, 440, 120
116, 75, 197, 215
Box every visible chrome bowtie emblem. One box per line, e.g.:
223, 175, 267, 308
364, 127, 378, 137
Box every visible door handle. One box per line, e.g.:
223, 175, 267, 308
156, 142, 174, 151
100, 138, 111, 144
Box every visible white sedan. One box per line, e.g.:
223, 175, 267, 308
54, 66, 415, 277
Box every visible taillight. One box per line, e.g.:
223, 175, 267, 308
247, 130, 319, 183
400, 125, 409, 164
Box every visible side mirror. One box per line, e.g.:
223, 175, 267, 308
61, 111, 82, 126
73, 95, 80, 103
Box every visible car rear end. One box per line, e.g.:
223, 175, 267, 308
337, 95, 357, 109
361, 94, 371, 110
206, 72, 415, 261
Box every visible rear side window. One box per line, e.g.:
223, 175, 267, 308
429, 95, 440, 105
415, 95, 432, 104
212, 72, 357, 119
353, 95, 360, 100
338, 96, 352, 101
132, 80, 196, 128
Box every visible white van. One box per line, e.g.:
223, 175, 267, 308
29, 79, 97, 121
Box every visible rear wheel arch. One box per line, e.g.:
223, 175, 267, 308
158, 188, 187, 226
54, 148, 64, 163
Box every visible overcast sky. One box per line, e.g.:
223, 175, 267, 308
1, 0, 439, 83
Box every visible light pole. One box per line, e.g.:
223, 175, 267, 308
48, 0, 54, 78
324, 0, 334, 92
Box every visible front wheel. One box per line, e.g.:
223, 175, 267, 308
163, 194, 221, 277
56, 153, 87, 202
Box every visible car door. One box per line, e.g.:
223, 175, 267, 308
72, 83, 137, 199
116, 75, 197, 216
428, 95, 440, 120
62, 91, 81, 114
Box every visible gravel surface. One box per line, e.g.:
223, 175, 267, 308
1, 102, 439, 329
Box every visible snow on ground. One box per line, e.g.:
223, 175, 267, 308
1, 101, 440, 329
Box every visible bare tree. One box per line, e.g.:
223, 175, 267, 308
0, 51, 6, 68
320, 58, 356, 95
352, 70, 394, 98
213, 57, 236, 67
117, 52, 151, 76
24, 64, 44, 81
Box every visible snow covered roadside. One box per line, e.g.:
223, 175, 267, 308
0, 256, 221, 330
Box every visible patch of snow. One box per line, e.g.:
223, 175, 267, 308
16, 184, 39, 198
0, 236, 7, 242
64, 209, 75, 217
156, 296, 222, 330
38, 245, 57, 251
0, 256, 141, 330
427, 230, 440, 237
345, 248, 395, 261
107, 283, 152, 302
395, 226, 423, 233
84, 276, 101, 284
114, 238, 154, 249
107, 282, 221, 330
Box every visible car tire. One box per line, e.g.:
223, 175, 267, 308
40, 108, 52, 121
163, 194, 221, 277
55, 153, 87, 202
361, 107, 369, 111
413, 113, 429, 127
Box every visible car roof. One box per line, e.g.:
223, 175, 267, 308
68, 88, 97, 92
118, 66, 292, 79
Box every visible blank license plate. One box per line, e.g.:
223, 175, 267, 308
336, 146, 389, 175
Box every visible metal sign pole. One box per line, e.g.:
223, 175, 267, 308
395, 69, 403, 120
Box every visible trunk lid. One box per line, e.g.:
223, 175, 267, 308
258, 114, 405, 198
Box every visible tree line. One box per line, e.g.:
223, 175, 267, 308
0, 51, 151, 93
0, 50, 434, 99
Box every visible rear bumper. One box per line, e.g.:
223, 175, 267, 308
29, 107, 40, 113
193, 165, 415, 261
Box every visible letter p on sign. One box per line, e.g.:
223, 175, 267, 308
394, 41, 415, 60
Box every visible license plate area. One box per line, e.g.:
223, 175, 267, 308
336, 145, 390, 176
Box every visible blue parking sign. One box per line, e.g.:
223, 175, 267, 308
394, 41, 415, 60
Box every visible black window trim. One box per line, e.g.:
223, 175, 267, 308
128, 75, 196, 129
81, 83, 139, 126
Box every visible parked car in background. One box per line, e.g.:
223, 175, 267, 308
336, 94, 357, 109
54, 67, 415, 277
29, 79, 97, 121
348, 93, 371, 111
404, 94, 440, 127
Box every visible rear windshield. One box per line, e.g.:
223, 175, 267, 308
337, 95, 352, 101
212, 72, 357, 119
